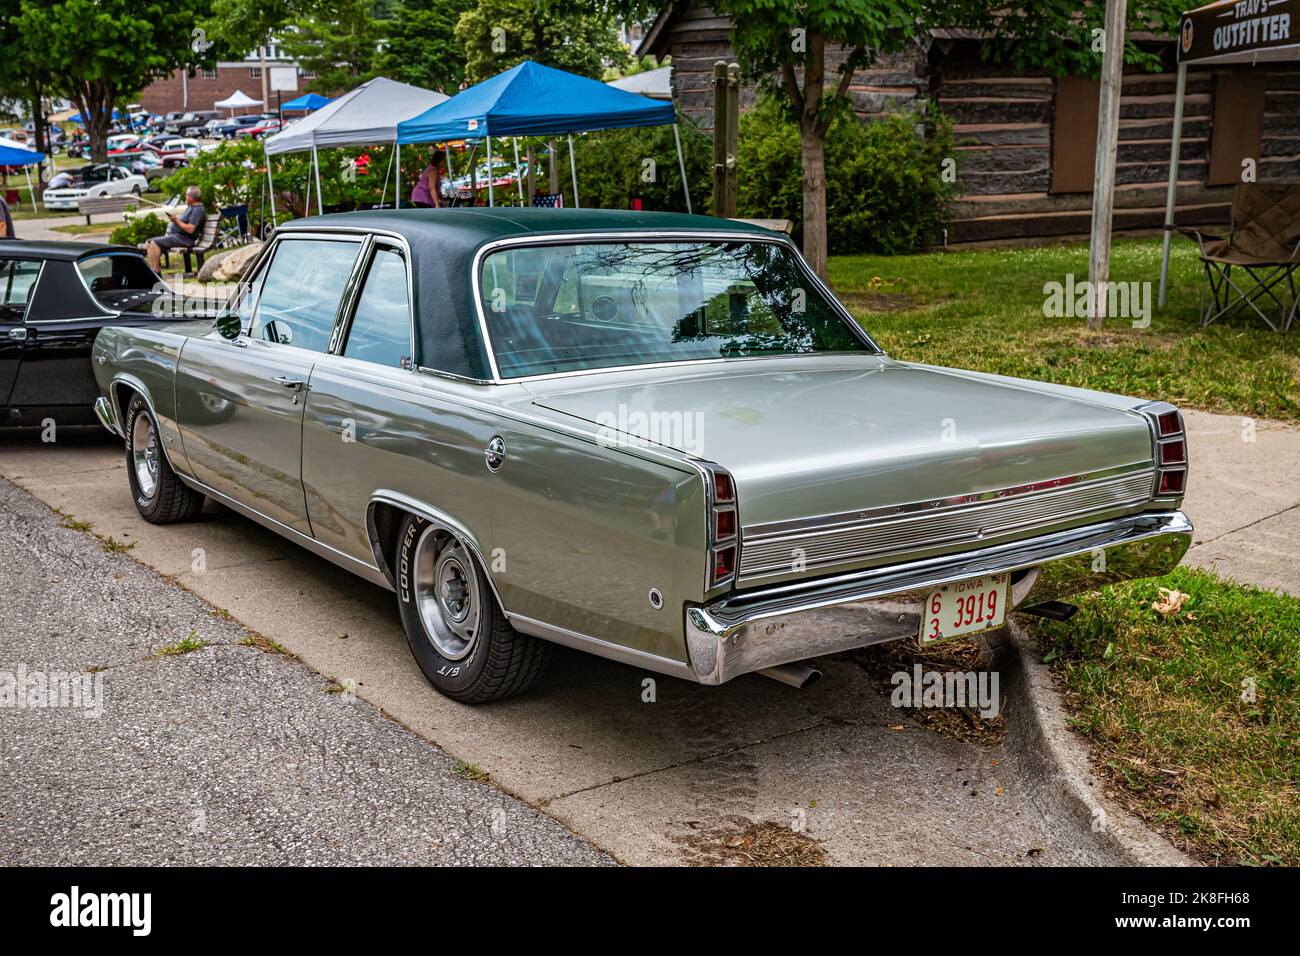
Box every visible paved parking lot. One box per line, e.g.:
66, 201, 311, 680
0, 427, 1200, 865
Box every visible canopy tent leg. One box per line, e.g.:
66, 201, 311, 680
512, 137, 524, 204
486, 136, 495, 207
304, 154, 312, 218
568, 134, 580, 208
379, 142, 394, 207
267, 158, 276, 222
312, 145, 324, 216
673, 123, 692, 214
22, 165, 34, 211
395, 142, 401, 209
1159, 62, 1188, 309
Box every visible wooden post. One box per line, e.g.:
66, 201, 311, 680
725, 63, 740, 218
712, 61, 727, 216
1087, 0, 1127, 330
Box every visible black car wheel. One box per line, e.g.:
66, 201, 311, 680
123, 394, 205, 524
394, 513, 549, 703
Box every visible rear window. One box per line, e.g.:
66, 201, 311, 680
76, 253, 162, 311
478, 239, 873, 379
0, 258, 42, 322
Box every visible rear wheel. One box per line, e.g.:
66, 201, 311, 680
395, 513, 549, 703
124, 393, 205, 523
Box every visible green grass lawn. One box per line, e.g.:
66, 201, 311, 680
829, 237, 1300, 422
1034, 566, 1299, 866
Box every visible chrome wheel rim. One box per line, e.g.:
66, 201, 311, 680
413, 526, 480, 661
131, 414, 159, 500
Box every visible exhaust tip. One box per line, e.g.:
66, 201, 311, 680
758, 663, 823, 689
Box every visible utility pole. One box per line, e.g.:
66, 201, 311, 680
1087, 0, 1127, 330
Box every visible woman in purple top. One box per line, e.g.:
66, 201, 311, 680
411, 149, 446, 208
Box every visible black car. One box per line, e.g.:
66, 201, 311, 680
214, 115, 263, 139
0, 241, 201, 427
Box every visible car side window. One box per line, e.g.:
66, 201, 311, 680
0, 259, 42, 323
341, 246, 411, 368
250, 239, 361, 353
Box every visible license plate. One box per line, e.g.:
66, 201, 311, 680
920, 573, 1009, 644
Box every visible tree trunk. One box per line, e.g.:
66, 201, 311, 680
29, 84, 47, 154
800, 126, 829, 280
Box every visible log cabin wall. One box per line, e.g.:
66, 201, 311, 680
645, 6, 1300, 244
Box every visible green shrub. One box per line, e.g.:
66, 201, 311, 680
559, 121, 711, 213
109, 213, 166, 248
737, 98, 958, 255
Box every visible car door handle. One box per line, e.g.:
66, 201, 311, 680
7, 328, 26, 341
272, 376, 304, 390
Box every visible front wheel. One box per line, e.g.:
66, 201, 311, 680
395, 514, 549, 703
124, 394, 205, 523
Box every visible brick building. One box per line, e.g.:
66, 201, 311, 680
138, 42, 315, 115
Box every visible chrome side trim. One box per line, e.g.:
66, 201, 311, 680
685, 511, 1193, 685
469, 230, 882, 384
179, 474, 392, 590
93, 395, 121, 437
507, 614, 697, 681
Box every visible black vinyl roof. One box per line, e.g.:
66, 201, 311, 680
277, 208, 779, 380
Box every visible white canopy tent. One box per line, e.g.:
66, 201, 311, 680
262, 77, 448, 217
0, 136, 43, 208
1158, 0, 1300, 306
606, 66, 672, 100
215, 90, 262, 114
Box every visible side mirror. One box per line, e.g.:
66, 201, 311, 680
215, 312, 242, 340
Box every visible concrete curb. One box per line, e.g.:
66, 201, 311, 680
998, 622, 1195, 866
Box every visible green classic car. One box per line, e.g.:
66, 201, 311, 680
91, 209, 1192, 702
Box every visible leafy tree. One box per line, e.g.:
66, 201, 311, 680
281, 0, 395, 94
455, 0, 628, 83
0, 0, 54, 153
14, 0, 226, 162
379, 0, 472, 93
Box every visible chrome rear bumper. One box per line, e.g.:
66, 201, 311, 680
684, 510, 1192, 684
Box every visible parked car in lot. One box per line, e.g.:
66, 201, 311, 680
0, 241, 185, 427
235, 119, 281, 139
42, 164, 149, 210
215, 115, 263, 139
89, 209, 1193, 703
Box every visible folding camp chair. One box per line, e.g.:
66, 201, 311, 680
1171, 182, 1300, 332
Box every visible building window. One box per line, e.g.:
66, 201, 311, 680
201, 68, 217, 80
250, 67, 262, 79
299, 69, 315, 79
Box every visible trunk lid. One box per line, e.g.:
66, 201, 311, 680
528, 356, 1157, 583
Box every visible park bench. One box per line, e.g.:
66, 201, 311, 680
77, 195, 139, 226
154, 215, 221, 276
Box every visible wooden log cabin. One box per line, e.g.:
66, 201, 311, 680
641, 5, 1300, 244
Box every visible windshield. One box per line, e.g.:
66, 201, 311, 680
478, 240, 873, 379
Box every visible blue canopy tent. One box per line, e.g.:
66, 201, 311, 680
69, 109, 126, 124
396, 60, 689, 210
281, 93, 332, 112
0, 139, 45, 209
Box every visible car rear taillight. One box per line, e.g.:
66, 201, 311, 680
1140, 403, 1187, 502
701, 463, 739, 589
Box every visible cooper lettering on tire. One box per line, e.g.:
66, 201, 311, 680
393, 513, 548, 703
123, 393, 205, 525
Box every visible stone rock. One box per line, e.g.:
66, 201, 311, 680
196, 247, 237, 283
209, 242, 264, 283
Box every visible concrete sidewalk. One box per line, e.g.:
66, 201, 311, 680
11, 213, 114, 243
1178, 409, 1300, 596
0, 478, 612, 866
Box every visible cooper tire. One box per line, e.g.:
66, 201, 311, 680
124, 393, 205, 523
395, 513, 548, 703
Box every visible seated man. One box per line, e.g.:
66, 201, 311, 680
145, 185, 205, 270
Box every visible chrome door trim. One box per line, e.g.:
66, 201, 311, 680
179, 472, 391, 590
469, 229, 884, 384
